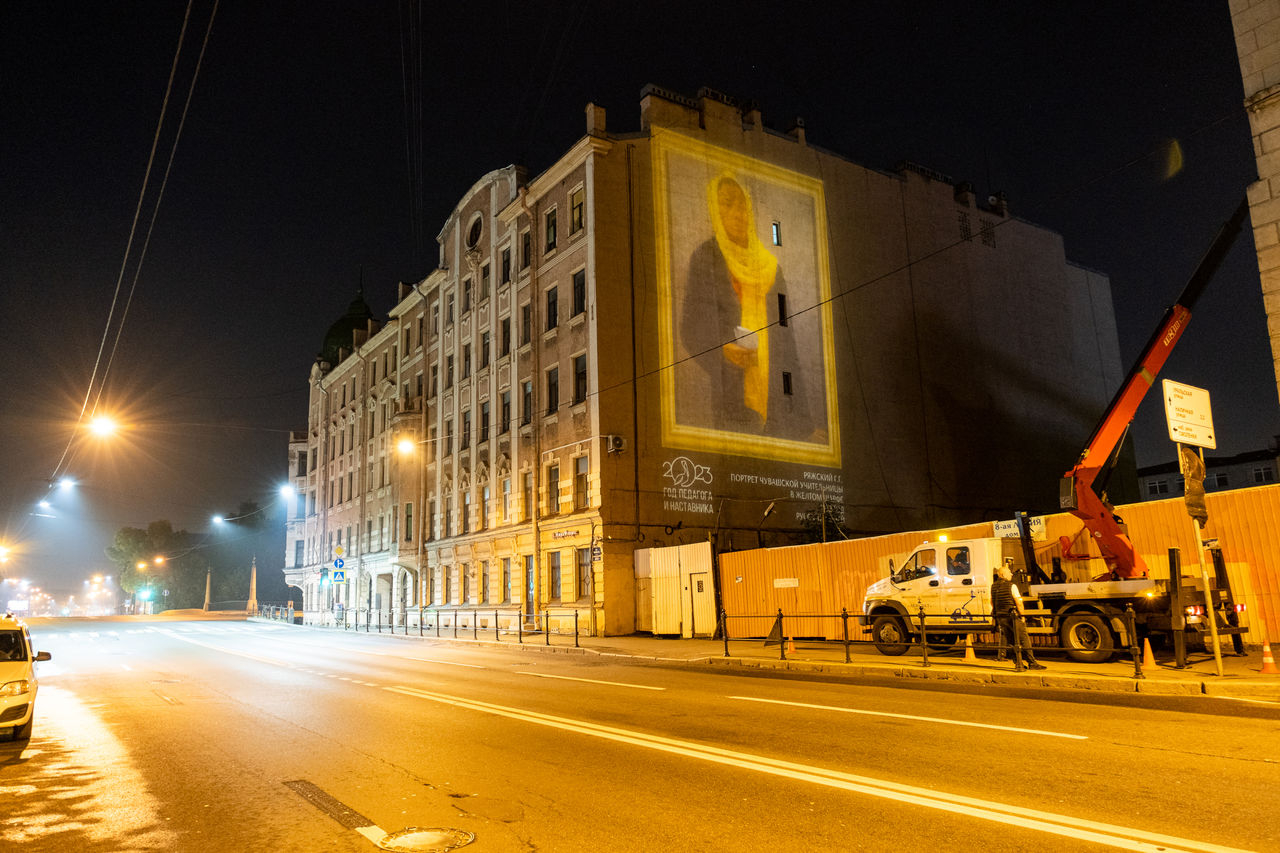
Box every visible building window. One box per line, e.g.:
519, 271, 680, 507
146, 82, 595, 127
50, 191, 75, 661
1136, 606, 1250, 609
570, 187, 584, 234
574, 455, 589, 510
1252, 466, 1275, 484
462, 345, 472, 379
521, 304, 532, 345
446, 355, 454, 388
501, 248, 511, 284
521, 231, 531, 269
480, 484, 490, 531
480, 264, 490, 301
479, 561, 489, 604
522, 471, 533, 522
462, 564, 471, 603
782, 371, 793, 396
430, 364, 438, 397
444, 566, 452, 604
294, 540, 304, 567
546, 367, 559, 416
576, 547, 591, 600
427, 500, 436, 541
572, 269, 586, 317
480, 400, 490, 442
502, 557, 512, 603
462, 279, 472, 313
502, 476, 511, 521
431, 301, 440, 333
548, 551, 562, 601
771, 221, 781, 246
444, 500, 452, 538
461, 410, 471, 450
573, 354, 587, 405
1147, 479, 1169, 497
546, 286, 558, 331
545, 208, 557, 252
521, 380, 533, 426
501, 317, 511, 356
500, 391, 511, 433
480, 332, 491, 368
546, 463, 560, 515
445, 420, 453, 455
446, 292, 455, 325
404, 502, 413, 542
1209, 472, 1230, 489
777, 293, 788, 327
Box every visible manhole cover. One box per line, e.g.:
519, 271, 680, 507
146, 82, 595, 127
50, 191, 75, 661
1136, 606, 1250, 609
378, 827, 475, 852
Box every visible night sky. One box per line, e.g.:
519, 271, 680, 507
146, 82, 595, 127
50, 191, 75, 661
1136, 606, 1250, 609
3, 1, 1275, 591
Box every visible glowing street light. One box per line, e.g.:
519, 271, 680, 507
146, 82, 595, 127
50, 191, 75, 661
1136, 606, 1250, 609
88, 415, 118, 438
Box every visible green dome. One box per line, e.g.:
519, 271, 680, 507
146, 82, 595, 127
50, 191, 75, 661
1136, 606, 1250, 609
318, 290, 375, 368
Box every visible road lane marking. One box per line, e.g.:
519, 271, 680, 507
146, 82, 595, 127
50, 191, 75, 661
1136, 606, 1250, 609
399, 655, 484, 669
728, 695, 1087, 740
386, 684, 1244, 853
514, 671, 665, 690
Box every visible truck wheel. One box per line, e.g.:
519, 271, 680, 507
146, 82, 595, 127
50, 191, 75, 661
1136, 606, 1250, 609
871, 615, 910, 656
1059, 613, 1115, 663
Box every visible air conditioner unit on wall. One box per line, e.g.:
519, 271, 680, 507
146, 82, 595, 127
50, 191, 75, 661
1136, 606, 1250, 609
605, 434, 626, 454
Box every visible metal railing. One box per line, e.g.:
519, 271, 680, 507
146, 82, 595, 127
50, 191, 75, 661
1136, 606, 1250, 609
324, 606, 585, 647
720, 605, 1152, 678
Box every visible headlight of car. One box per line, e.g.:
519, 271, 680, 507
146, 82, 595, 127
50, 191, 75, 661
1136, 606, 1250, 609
0, 679, 32, 697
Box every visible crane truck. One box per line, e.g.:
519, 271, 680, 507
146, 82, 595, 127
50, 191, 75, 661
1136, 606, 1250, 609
864, 200, 1252, 662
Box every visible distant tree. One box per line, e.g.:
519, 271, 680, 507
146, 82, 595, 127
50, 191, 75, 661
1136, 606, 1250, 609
106, 521, 210, 609
106, 496, 293, 612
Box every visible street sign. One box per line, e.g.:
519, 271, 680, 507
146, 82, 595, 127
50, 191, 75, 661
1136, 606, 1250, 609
334, 557, 345, 569
334, 546, 345, 557
1163, 379, 1216, 449
332, 570, 346, 583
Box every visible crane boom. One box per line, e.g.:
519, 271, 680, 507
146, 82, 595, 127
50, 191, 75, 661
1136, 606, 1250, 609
1060, 198, 1249, 577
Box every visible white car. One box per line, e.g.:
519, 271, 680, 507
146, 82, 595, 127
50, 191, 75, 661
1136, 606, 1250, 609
0, 613, 51, 741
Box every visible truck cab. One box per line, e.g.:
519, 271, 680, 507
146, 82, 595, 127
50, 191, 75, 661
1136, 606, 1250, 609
863, 538, 1024, 654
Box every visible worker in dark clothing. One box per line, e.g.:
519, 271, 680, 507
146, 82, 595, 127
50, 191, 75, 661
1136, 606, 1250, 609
991, 562, 1046, 670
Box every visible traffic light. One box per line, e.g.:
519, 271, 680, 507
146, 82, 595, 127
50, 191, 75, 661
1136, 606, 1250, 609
320, 568, 330, 587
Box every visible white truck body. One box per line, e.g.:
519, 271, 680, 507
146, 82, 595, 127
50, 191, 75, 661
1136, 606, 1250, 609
861, 536, 1238, 662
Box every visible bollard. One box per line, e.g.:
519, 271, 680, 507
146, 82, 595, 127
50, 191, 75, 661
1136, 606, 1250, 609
419, 604, 423, 637
918, 605, 930, 668
721, 610, 730, 658
518, 617, 524, 644
453, 615, 458, 639
473, 612, 478, 640
1126, 604, 1145, 680
545, 611, 551, 646
574, 610, 580, 648
778, 609, 786, 661
495, 610, 500, 642
436, 614, 440, 637
841, 608, 852, 664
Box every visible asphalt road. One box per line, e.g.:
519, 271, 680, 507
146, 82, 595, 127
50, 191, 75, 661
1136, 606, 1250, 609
2, 617, 1276, 852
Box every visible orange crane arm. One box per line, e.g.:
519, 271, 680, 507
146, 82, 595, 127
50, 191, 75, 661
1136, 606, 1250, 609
1060, 199, 1249, 577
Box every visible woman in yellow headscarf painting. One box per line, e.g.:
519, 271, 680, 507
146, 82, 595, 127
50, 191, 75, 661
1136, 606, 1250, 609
681, 172, 812, 438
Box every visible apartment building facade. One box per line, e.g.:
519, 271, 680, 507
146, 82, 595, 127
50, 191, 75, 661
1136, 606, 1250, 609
285, 86, 1124, 635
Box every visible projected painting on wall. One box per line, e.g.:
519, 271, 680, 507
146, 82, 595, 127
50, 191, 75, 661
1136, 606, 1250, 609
652, 129, 840, 466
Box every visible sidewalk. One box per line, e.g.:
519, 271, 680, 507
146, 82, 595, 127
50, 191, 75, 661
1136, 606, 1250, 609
280, 618, 1280, 703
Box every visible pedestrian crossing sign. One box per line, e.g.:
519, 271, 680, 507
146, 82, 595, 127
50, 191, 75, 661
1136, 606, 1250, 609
332, 570, 346, 583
